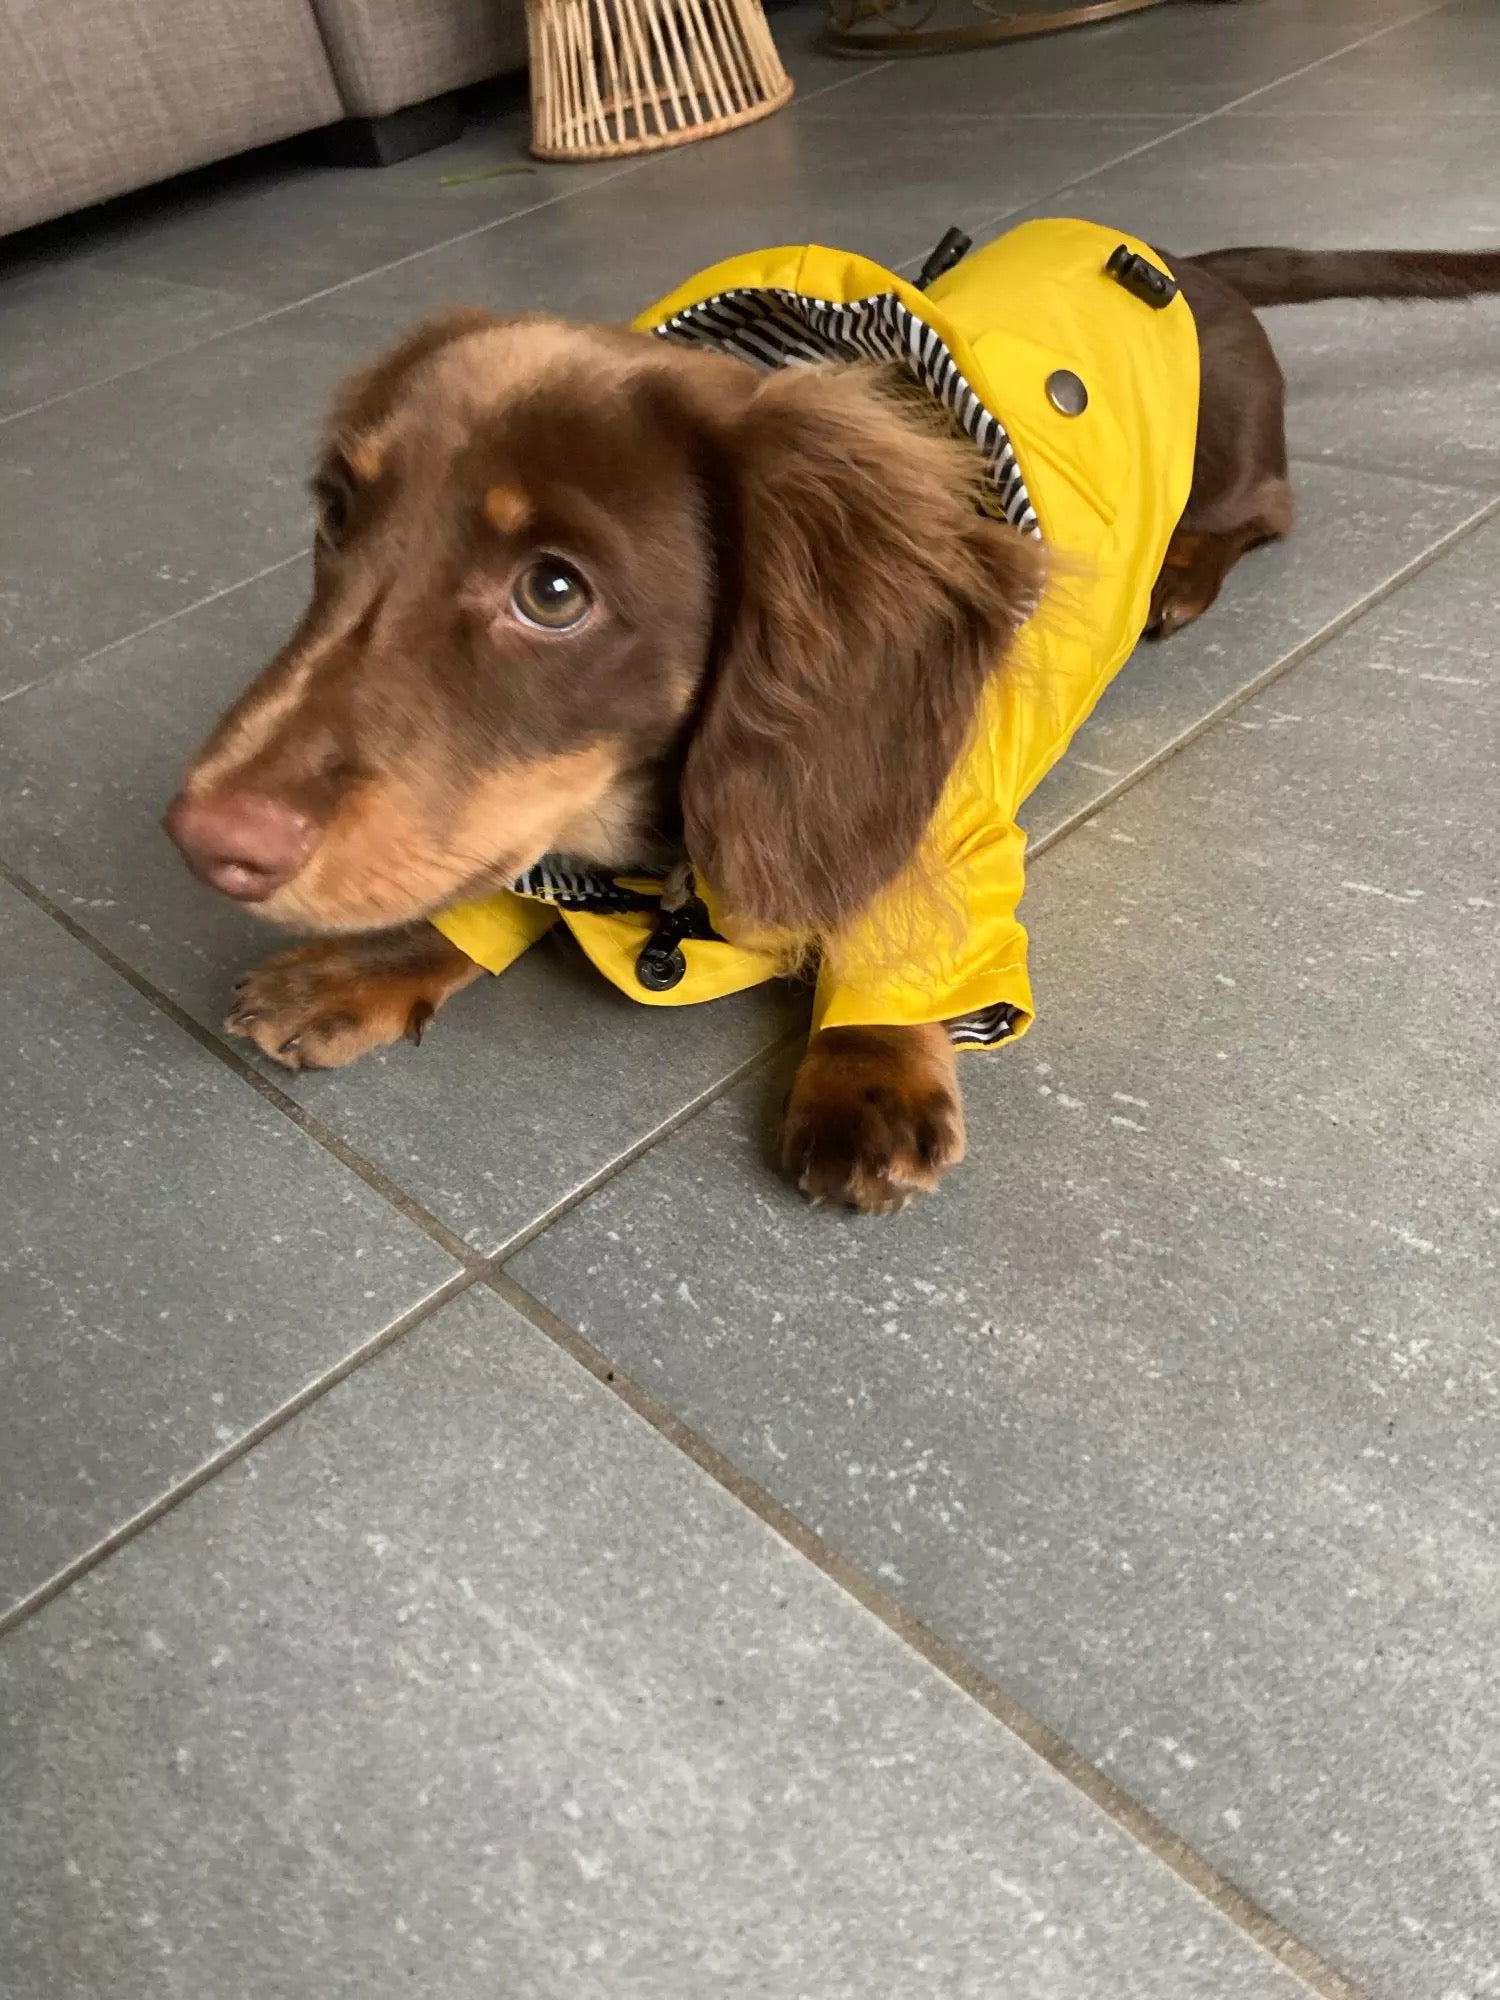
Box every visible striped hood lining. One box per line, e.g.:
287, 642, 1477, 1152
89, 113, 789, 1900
511, 858, 659, 914
652, 285, 1040, 538
511, 858, 723, 943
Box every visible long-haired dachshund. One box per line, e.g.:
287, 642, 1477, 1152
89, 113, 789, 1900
166, 223, 1500, 1212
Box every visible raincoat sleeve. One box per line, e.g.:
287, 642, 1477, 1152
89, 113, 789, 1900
431, 890, 562, 976
810, 704, 1036, 1044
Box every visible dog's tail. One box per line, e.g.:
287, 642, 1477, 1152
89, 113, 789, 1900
1187, 246, 1500, 307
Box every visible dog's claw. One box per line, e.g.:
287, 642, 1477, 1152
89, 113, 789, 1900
406, 1000, 434, 1047
278, 1035, 302, 1058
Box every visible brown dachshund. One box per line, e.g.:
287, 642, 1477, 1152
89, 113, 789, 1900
167, 241, 1500, 1211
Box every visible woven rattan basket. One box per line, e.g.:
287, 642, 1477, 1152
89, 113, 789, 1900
527, 0, 794, 159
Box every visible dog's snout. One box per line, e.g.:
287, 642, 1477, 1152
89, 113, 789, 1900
164, 791, 316, 902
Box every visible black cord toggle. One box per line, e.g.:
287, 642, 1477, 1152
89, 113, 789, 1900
915, 227, 973, 293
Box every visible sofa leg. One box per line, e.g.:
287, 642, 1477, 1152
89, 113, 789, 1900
334, 95, 465, 168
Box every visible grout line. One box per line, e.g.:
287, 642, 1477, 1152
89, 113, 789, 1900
0, 842, 802, 1274
4, 484, 1494, 1642
0, 3, 1446, 671
1221, 107, 1500, 120
0, 871, 798, 1627
0, 840, 801, 1273
805, 108, 1190, 125
0, 6, 1477, 1976
488, 1267, 1373, 2000
0, 0, 1449, 441
916, 0, 1457, 258
0, 859, 479, 1269
0, 260, 249, 312
488, 1026, 806, 1262
0, 53, 893, 435
0, 548, 311, 708
0, 3, 1474, 1944
0, 162, 658, 431
2, 0, 1442, 435
788, 54, 892, 97
1280, 452, 1494, 500
1201, 0, 1456, 110
1028, 487, 1500, 860
0, 1267, 482, 1641
0, 0, 1468, 1615
888, 113, 1211, 275
72, 548, 312, 667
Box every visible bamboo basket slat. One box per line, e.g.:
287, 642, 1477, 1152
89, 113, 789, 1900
528, 0, 794, 159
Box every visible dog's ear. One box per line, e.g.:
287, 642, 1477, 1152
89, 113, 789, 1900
681, 365, 1043, 945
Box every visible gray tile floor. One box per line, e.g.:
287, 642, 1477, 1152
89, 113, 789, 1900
1, 4, 1496, 1995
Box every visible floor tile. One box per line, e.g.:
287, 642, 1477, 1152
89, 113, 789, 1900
0, 266, 252, 419
994, 109, 1500, 493
1262, 285, 1500, 497
0, 563, 798, 1255
0, 1286, 1308, 2000
34, 13, 876, 317
805, 0, 1427, 121
512, 520, 1500, 2000
0, 100, 1184, 693
279, 109, 1186, 340
1024, 459, 1489, 842
0, 312, 361, 687
0, 881, 457, 1621
68, 128, 624, 315
1235, 0, 1500, 119
997, 103, 1500, 248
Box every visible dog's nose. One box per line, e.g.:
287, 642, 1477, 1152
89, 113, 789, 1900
164, 791, 315, 901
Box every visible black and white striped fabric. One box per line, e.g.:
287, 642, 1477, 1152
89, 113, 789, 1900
511, 859, 660, 913
947, 1002, 1021, 1050
652, 285, 1040, 538
516, 858, 1020, 1044
511, 858, 723, 943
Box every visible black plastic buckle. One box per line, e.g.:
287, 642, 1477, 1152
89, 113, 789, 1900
635, 906, 694, 992
1106, 244, 1179, 310
915, 227, 972, 293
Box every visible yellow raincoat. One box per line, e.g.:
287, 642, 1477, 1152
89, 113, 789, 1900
434, 217, 1200, 1048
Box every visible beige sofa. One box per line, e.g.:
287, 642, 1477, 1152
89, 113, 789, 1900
0, 0, 530, 239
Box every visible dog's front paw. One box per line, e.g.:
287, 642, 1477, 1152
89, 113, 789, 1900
225, 929, 474, 1071
781, 1024, 965, 1214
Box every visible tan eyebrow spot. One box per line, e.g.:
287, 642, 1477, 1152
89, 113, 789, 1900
484, 482, 533, 535
347, 435, 385, 482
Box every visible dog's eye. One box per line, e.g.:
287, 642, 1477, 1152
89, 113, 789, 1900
511, 558, 592, 632
313, 472, 352, 551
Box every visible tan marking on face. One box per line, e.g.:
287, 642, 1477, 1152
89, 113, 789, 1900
185, 651, 322, 797
347, 435, 385, 483
258, 741, 626, 936
483, 482, 533, 536
552, 763, 660, 868
182, 583, 395, 798
450, 740, 624, 878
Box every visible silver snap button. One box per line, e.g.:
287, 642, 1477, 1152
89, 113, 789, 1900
1046, 368, 1089, 416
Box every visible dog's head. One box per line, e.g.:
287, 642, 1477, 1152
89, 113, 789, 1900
167, 310, 1042, 946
